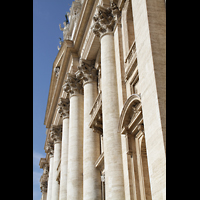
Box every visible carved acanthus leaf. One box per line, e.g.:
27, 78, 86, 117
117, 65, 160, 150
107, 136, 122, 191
46, 140, 54, 156
92, 3, 121, 37
50, 125, 62, 143
40, 179, 48, 193
63, 73, 83, 95
76, 59, 98, 83
58, 97, 70, 118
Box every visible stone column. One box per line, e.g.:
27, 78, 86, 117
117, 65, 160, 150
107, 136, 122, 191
57, 97, 70, 200
46, 141, 54, 200
50, 125, 62, 200
63, 73, 84, 200
77, 59, 101, 200
92, 3, 125, 199
39, 158, 49, 200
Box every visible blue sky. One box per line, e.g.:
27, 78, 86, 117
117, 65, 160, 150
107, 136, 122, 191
33, 0, 72, 199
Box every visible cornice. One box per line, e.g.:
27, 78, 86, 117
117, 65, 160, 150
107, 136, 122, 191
79, 0, 100, 59
73, 0, 96, 53
118, 94, 142, 134
44, 40, 76, 128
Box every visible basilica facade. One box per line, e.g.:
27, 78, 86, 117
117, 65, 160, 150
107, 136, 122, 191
39, 0, 166, 200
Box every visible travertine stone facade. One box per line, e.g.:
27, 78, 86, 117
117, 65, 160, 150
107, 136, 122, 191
40, 0, 166, 200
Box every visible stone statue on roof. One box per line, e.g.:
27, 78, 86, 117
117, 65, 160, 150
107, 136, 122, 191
59, 21, 70, 40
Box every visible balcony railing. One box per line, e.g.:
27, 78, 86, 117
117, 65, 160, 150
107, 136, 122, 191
89, 91, 103, 134
125, 41, 136, 65
89, 91, 102, 117
95, 152, 104, 170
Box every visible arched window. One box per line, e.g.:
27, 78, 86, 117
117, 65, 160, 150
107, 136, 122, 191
127, 1, 135, 50
122, 0, 135, 61
118, 95, 152, 200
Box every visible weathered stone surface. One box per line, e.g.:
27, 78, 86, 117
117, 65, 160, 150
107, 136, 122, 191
41, 1, 166, 200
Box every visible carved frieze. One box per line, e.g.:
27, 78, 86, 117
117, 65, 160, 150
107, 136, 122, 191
92, 3, 121, 37
68, 0, 82, 23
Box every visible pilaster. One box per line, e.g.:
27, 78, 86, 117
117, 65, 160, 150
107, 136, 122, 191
131, 0, 166, 199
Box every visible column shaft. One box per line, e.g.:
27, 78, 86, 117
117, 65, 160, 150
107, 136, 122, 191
59, 117, 69, 200
51, 142, 61, 200
83, 81, 101, 200
101, 33, 125, 199
42, 193, 47, 200
67, 94, 84, 200
47, 156, 54, 200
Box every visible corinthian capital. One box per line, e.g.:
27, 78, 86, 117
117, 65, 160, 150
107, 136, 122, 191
76, 59, 98, 84
40, 178, 48, 193
92, 3, 120, 37
58, 97, 70, 119
63, 73, 83, 96
50, 125, 62, 143
39, 158, 49, 175
46, 140, 54, 156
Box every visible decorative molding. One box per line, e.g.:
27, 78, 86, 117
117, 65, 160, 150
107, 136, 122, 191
138, 124, 144, 132
58, 97, 70, 119
54, 66, 60, 77
92, 3, 121, 38
118, 94, 142, 135
40, 169, 48, 192
76, 59, 98, 85
50, 125, 62, 143
45, 140, 54, 157
40, 179, 48, 193
39, 158, 49, 176
135, 127, 145, 139
68, 0, 82, 23
63, 72, 83, 96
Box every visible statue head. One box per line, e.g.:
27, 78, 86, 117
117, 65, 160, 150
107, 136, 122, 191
63, 21, 67, 27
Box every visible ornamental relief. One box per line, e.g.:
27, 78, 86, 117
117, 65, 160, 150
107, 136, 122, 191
92, 3, 120, 37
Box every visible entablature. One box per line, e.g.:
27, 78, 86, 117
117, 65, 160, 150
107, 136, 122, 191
79, 0, 100, 60
44, 40, 76, 129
